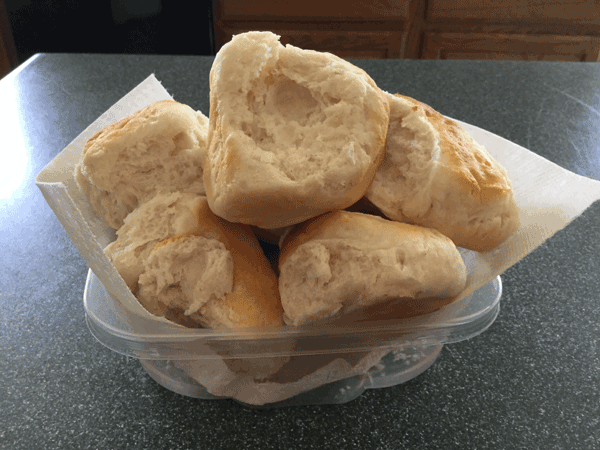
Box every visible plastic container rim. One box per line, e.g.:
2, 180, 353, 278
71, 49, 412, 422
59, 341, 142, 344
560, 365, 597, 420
83, 269, 502, 343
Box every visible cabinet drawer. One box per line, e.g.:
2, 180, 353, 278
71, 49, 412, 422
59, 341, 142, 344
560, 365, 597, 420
421, 32, 600, 61
218, 27, 404, 59
426, 0, 600, 26
218, 0, 412, 21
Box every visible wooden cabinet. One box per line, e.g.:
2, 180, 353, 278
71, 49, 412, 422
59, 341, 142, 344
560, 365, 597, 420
216, 28, 405, 59
217, 0, 413, 19
422, 32, 600, 62
213, 0, 423, 59
426, 0, 600, 26
424, 0, 600, 62
213, 0, 600, 62
0, 0, 18, 78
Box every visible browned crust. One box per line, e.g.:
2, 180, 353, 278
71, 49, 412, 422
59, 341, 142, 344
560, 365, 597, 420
82, 100, 182, 156
389, 94, 520, 251
395, 94, 512, 204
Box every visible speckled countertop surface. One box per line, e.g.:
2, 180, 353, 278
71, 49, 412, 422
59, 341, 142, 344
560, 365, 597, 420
1, 54, 599, 449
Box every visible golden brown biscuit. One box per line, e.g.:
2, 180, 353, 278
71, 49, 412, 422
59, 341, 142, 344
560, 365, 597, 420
75, 100, 208, 229
137, 197, 285, 329
204, 31, 390, 229
279, 210, 467, 326
366, 93, 519, 251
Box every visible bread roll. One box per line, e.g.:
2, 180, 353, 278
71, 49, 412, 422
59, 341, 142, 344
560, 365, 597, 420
104, 192, 206, 293
279, 210, 467, 326
137, 197, 285, 329
204, 31, 390, 229
365, 93, 519, 251
75, 100, 209, 229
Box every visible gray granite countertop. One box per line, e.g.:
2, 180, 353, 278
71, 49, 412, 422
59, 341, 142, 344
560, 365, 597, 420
1, 54, 599, 450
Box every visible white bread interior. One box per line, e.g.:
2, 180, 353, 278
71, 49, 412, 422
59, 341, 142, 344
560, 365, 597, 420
75, 100, 209, 229
133, 197, 285, 330
279, 211, 467, 326
137, 234, 234, 325
104, 192, 204, 293
366, 93, 439, 219
366, 93, 519, 251
204, 31, 389, 229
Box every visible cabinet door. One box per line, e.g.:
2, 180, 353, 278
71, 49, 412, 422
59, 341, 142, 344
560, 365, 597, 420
218, 27, 404, 59
1, 0, 18, 78
421, 32, 600, 61
213, 0, 413, 59
427, 0, 600, 27
219, 0, 412, 20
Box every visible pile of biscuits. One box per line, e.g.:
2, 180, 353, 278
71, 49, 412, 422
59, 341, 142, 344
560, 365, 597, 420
75, 31, 519, 332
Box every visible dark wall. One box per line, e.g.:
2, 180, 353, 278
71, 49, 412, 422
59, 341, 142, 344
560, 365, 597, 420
5, 0, 214, 64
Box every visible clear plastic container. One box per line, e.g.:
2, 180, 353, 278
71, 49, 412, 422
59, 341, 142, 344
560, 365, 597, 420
83, 269, 501, 407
